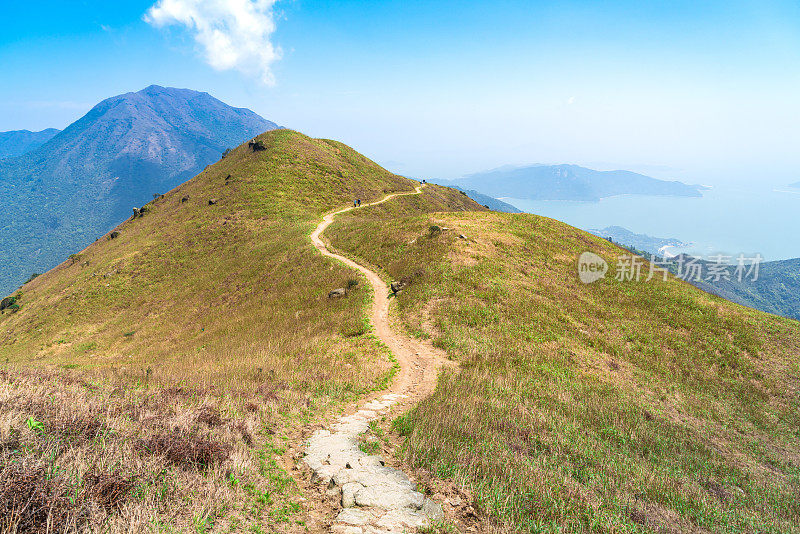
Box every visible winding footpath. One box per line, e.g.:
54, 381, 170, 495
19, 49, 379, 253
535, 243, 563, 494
304, 185, 454, 533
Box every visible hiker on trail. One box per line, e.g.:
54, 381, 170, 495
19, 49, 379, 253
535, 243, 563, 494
354, 199, 358, 208
357, 199, 361, 207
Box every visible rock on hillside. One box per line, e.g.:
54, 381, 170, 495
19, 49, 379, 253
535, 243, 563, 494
0, 85, 278, 294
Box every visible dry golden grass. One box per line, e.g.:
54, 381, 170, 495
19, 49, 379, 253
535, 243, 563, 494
0, 367, 300, 533
328, 200, 800, 533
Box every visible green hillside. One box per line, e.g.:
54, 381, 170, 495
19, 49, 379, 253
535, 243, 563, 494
0, 129, 482, 531
327, 200, 800, 532
598, 244, 800, 322
1, 129, 441, 387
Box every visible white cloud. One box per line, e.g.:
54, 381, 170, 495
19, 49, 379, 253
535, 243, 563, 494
145, 0, 281, 85
567, 96, 576, 105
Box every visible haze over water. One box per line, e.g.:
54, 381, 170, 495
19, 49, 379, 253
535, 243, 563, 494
505, 186, 800, 262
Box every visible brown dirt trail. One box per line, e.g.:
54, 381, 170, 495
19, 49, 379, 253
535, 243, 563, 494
283, 185, 458, 533
309, 185, 455, 407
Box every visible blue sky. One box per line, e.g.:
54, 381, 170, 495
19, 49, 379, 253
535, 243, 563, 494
2, 0, 799, 182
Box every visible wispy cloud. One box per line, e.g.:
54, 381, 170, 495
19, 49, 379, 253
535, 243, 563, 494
144, 0, 281, 85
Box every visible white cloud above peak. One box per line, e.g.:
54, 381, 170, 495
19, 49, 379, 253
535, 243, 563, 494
145, 0, 281, 85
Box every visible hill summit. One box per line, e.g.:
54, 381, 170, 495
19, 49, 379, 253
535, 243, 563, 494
0, 128, 484, 531
0, 129, 480, 382
0, 85, 278, 294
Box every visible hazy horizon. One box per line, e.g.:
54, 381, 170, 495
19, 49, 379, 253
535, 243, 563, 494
2, 1, 799, 184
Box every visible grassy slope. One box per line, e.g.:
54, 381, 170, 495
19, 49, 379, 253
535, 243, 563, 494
1, 129, 415, 393
327, 196, 800, 533
0, 129, 482, 531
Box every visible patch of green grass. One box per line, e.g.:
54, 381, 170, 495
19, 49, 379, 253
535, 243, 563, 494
391, 413, 414, 437
74, 341, 97, 353
358, 435, 381, 455
268, 501, 302, 523
420, 520, 459, 534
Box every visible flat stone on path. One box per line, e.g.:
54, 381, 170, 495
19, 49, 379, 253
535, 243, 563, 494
303, 393, 443, 533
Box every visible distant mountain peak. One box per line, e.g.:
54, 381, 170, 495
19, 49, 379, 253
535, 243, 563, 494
0, 86, 279, 294
142, 83, 168, 92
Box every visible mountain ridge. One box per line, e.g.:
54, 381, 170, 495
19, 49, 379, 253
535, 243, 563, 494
450, 186, 522, 212
443, 163, 705, 201
0, 129, 487, 531
0, 128, 61, 158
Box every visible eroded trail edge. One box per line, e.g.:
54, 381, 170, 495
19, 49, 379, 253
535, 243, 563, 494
305, 186, 453, 533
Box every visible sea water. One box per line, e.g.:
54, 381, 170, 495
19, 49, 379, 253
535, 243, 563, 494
503, 185, 800, 261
